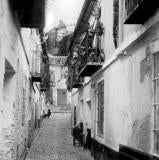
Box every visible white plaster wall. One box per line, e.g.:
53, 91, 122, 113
90, 19, 159, 154
33, 83, 41, 119
0, 0, 42, 159
3, 73, 16, 127
81, 84, 91, 130
101, 0, 115, 59
103, 57, 132, 150
71, 0, 159, 157
71, 2, 159, 155
87, 42, 152, 154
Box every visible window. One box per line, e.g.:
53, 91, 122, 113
153, 52, 159, 154
97, 80, 104, 136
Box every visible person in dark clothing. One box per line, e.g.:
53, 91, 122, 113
83, 129, 91, 150
72, 125, 81, 146
73, 125, 80, 138
47, 109, 51, 118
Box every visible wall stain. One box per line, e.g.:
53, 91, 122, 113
128, 115, 151, 153
140, 46, 152, 82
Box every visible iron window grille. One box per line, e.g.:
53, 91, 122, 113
153, 52, 159, 155
97, 80, 104, 136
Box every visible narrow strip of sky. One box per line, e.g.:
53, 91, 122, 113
45, 0, 84, 32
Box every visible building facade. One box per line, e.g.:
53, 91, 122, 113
0, 0, 49, 160
46, 24, 72, 111
67, 0, 159, 159
49, 56, 71, 110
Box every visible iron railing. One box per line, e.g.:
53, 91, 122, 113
80, 48, 105, 69
40, 55, 50, 91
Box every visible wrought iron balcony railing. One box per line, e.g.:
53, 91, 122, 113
40, 56, 50, 91
89, 23, 104, 36
40, 67, 50, 91
125, 0, 159, 24
78, 48, 104, 76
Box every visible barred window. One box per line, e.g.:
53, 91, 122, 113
97, 80, 104, 136
153, 52, 159, 154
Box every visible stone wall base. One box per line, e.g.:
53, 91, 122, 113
91, 139, 159, 160
91, 139, 119, 160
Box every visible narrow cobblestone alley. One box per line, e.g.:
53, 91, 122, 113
26, 112, 94, 160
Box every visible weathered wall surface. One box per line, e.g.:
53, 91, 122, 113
0, 1, 42, 160
71, 0, 159, 157
100, 40, 152, 152
101, 0, 115, 59
90, 9, 159, 155
88, 23, 158, 155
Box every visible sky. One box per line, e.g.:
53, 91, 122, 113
45, 0, 84, 32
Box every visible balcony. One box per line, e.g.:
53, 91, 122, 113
78, 48, 104, 77
72, 76, 84, 88
89, 22, 104, 36
30, 51, 41, 82
124, 0, 159, 24
40, 79, 50, 91
40, 68, 50, 91
40, 56, 50, 91
31, 72, 41, 82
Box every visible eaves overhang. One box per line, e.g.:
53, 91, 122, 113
10, 0, 46, 28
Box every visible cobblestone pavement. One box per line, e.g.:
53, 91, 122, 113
26, 112, 94, 160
